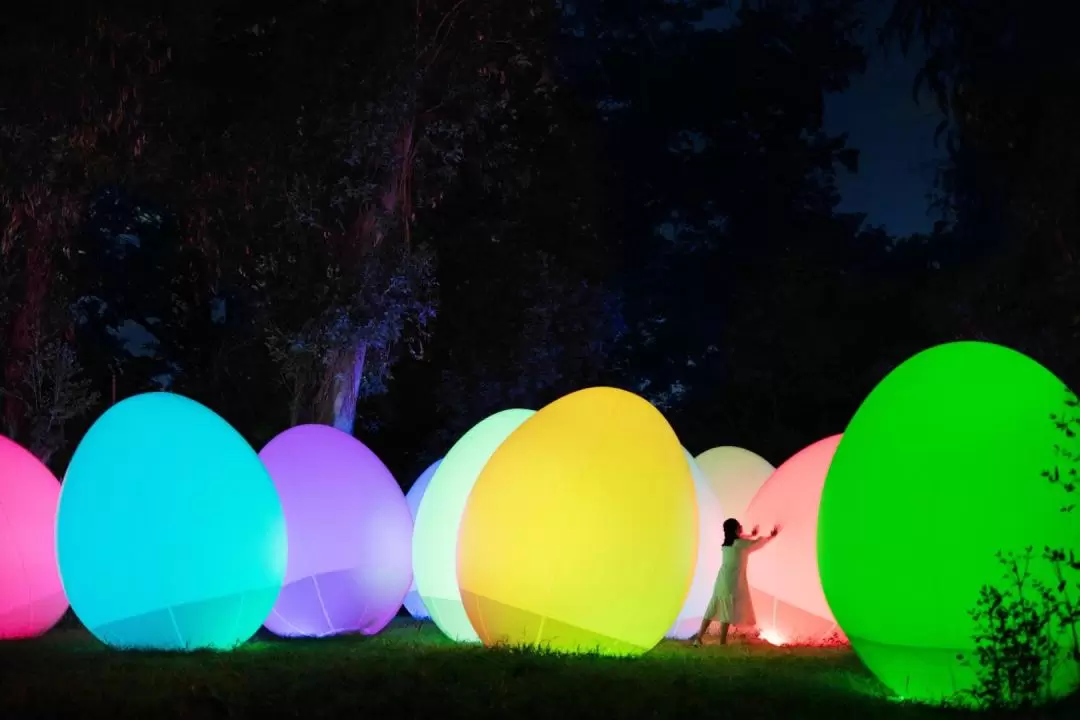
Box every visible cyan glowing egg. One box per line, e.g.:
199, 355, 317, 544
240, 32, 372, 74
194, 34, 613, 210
57, 392, 287, 650
403, 459, 441, 620
0, 435, 68, 639
261, 425, 413, 637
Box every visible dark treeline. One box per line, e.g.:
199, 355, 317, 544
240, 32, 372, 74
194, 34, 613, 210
1, 0, 1077, 483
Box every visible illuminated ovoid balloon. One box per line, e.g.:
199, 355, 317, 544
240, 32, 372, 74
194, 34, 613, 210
260, 425, 412, 638
413, 410, 534, 642
819, 342, 1080, 704
743, 435, 842, 646
458, 387, 697, 655
403, 459, 441, 620
694, 446, 775, 521
666, 449, 724, 639
0, 436, 67, 639
57, 392, 287, 650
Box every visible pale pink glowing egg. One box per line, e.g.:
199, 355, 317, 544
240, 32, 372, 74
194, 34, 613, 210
743, 435, 844, 646
694, 446, 775, 521
0, 435, 67, 639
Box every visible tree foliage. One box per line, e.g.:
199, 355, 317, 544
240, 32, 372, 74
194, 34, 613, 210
547, 0, 933, 458
2, 0, 621, 463
2, 0, 1045, 478
883, 0, 1080, 380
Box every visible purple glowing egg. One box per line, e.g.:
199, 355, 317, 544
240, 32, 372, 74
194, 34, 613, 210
259, 425, 412, 637
403, 459, 441, 619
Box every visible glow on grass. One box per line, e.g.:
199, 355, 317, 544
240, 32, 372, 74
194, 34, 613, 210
260, 425, 412, 638
412, 409, 535, 642
743, 435, 843, 646
57, 392, 287, 650
403, 459, 441, 620
457, 387, 697, 656
0, 436, 67, 639
819, 341, 1080, 704
758, 628, 786, 646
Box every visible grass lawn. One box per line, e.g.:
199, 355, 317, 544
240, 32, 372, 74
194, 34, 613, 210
1, 618, 1076, 719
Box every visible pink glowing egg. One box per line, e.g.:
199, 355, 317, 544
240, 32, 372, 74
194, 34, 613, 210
743, 435, 844, 646
0, 435, 68, 639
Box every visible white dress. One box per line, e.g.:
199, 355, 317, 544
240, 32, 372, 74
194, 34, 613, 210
704, 537, 769, 626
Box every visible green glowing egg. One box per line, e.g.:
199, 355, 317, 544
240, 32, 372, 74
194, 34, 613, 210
818, 341, 1080, 704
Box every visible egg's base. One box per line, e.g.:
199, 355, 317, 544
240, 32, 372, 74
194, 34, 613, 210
849, 634, 1080, 706
748, 587, 845, 646
461, 589, 655, 656
402, 589, 430, 620
0, 591, 68, 639
666, 615, 706, 640
85, 586, 279, 650
265, 569, 401, 638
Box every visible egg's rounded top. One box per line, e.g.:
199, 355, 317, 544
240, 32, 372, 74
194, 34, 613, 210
694, 446, 775, 521
259, 424, 408, 582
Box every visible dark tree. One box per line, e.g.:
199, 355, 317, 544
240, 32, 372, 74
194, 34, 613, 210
550, 0, 931, 459
884, 0, 1080, 382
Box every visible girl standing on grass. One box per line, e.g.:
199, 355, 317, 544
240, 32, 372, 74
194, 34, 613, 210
691, 518, 780, 646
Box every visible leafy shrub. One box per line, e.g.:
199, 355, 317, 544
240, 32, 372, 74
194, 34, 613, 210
961, 388, 1080, 709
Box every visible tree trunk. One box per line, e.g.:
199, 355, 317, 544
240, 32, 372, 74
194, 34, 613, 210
35, 444, 56, 469
315, 342, 366, 435
3, 191, 53, 442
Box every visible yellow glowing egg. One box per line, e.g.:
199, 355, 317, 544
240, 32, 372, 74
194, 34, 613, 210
457, 387, 697, 655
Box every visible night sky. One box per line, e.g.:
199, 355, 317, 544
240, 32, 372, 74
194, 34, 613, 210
703, 0, 942, 237
824, 0, 942, 237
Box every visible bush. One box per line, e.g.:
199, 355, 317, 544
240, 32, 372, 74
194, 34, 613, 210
961, 387, 1080, 709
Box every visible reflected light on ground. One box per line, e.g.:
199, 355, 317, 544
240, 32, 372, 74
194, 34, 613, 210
758, 628, 786, 646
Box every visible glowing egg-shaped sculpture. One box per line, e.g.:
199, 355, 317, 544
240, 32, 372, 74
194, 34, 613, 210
743, 435, 842, 646
666, 449, 724, 639
0, 436, 68, 639
403, 459, 441, 620
458, 387, 697, 655
260, 425, 412, 638
694, 446, 775, 521
57, 392, 287, 650
819, 341, 1080, 703
413, 410, 534, 642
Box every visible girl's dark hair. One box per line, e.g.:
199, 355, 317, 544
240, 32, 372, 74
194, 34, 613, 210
722, 518, 740, 546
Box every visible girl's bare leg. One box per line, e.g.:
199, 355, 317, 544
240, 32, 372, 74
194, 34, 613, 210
692, 615, 712, 645
719, 622, 730, 645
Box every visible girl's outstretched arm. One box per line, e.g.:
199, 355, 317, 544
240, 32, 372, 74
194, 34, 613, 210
746, 535, 775, 551
741, 527, 780, 551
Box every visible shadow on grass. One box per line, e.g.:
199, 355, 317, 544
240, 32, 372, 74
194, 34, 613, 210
1, 619, 1076, 719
